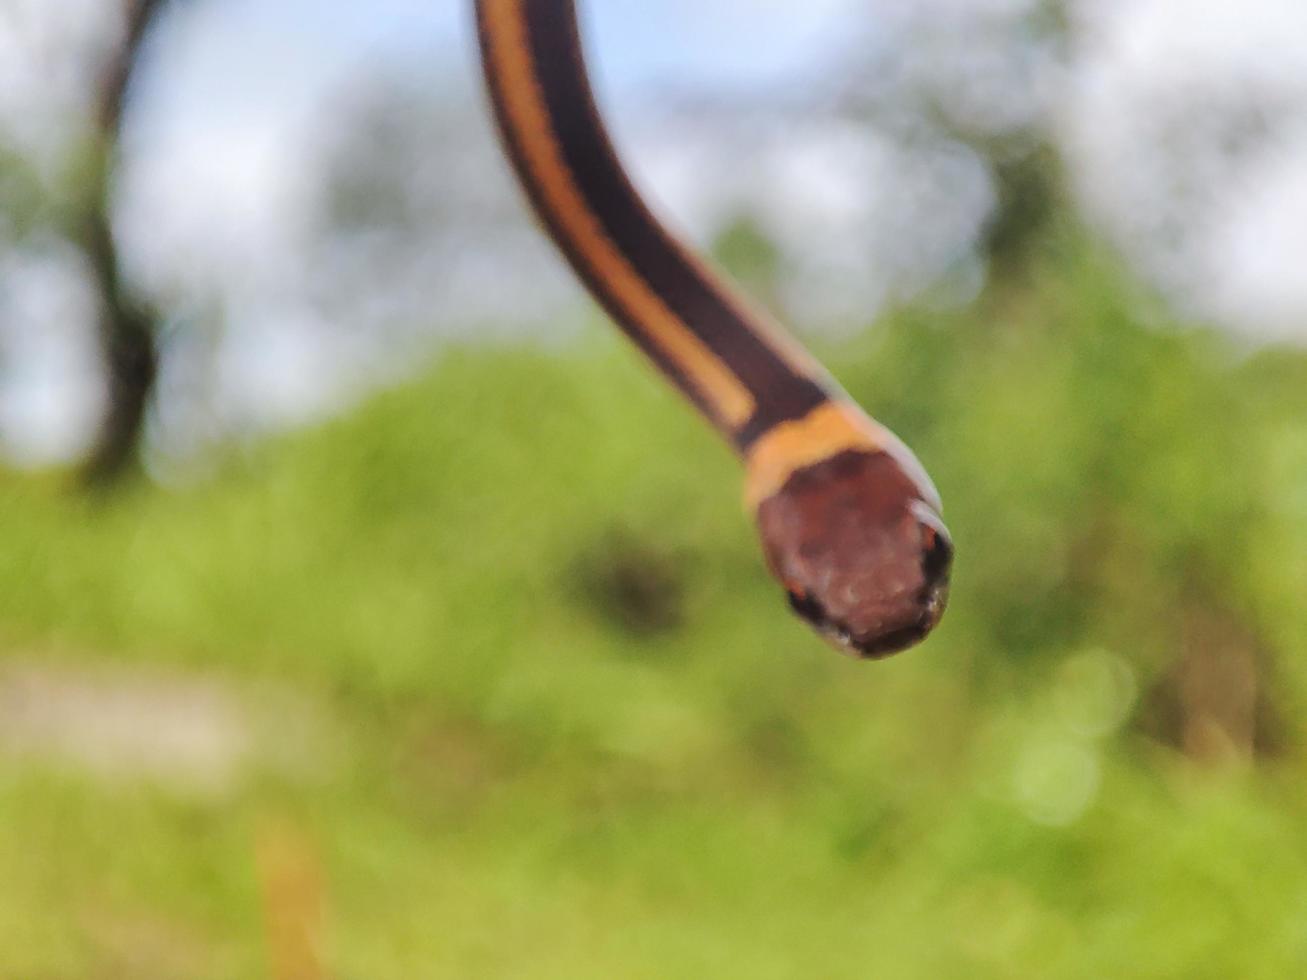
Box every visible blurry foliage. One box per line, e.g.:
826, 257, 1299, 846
978, 140, 1067, 283
0, 146, 45, 242
711, 212, 785, 315
3, 1, 1307, 974
837, 0, 1072, 288
573, 527, 692, 638
3, 238, 1307, 974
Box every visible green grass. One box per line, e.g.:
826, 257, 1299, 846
3, 252, 1307, 976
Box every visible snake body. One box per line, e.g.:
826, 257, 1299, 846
476, 0, 952, 656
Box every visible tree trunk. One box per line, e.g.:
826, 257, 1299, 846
81, 0, 166, 487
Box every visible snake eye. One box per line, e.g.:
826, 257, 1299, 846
920, 520, 953, 592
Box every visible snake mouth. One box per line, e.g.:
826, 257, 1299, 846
789, 583, 949, 659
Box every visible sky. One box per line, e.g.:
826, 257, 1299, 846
2, 0, 1306, 464
113, 0, 1307, 336
116, 0, 877, 291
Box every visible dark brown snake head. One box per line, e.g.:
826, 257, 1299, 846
754, 449, 952, 658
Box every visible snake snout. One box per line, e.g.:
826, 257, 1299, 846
848, 506, 953, 657
756, 450, 952, 658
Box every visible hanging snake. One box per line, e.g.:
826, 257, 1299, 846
474, 0, 952, 657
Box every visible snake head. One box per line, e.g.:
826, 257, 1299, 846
754, 449, 952, 658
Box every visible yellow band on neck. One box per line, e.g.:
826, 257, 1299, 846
743, 401, 887, 510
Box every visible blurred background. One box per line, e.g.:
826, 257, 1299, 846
2, 0, 1307, 975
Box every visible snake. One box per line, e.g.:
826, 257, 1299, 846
474, 0, 952, 657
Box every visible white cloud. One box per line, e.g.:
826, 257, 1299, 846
1065, 0, 1307, 337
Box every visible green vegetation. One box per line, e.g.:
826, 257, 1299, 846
3, 248, 1307, 977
